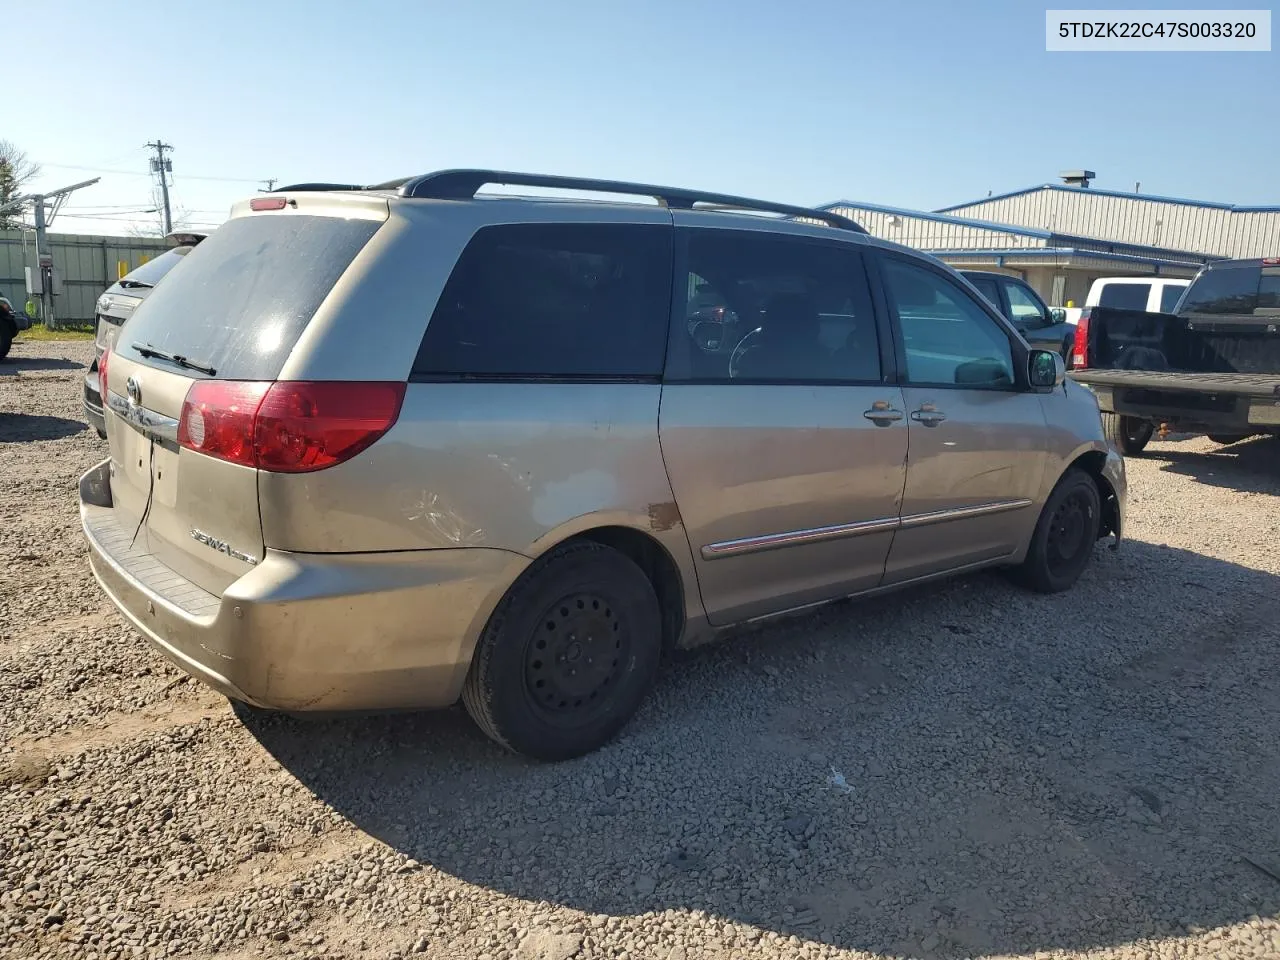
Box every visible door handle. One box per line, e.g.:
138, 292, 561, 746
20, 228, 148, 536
863, 400, 904, 424
910, 404, 947, 426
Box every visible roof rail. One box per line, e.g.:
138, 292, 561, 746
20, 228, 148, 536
395, 169, 866, 232
274, 182, 367, 192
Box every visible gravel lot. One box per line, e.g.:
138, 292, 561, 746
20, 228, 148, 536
3, 337, 1280, 960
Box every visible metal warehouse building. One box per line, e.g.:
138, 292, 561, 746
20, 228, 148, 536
821, 172, 1280, 309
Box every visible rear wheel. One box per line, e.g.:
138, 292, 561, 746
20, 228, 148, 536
0, 320, 14, 360
462, 541, 662, 761
1102, 412, 1153, 456
1010, 468, 1101, 594
1208, 434, 1249, 445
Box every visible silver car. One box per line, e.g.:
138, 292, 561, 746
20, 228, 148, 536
79, 170, 1125, 760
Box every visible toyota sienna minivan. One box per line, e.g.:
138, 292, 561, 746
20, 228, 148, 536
80, 170, 1125, 760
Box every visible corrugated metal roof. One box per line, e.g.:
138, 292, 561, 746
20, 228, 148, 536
937, 183, 1280, 214
820, 201, 1217, 265
938, 187, 1280, 259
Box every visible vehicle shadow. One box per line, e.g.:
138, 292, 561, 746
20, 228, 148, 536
0, 413, 88, 442
0, 356, 84, 374
241, 541, 1280, 958
1150, 435, 1280, 496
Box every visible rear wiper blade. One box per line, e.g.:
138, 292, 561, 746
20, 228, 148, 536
132, 342, 217, 376
117, 279, 155, 289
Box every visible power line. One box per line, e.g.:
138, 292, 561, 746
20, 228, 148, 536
41, 161, 264, 183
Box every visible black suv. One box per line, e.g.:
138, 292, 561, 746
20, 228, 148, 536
961, 270, 1075, 364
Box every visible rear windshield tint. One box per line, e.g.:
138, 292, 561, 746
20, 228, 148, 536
1097, 282, 1150, 310
1180, 264, 1272, 315
117, 248, 190, 288
119, 214, 381, 380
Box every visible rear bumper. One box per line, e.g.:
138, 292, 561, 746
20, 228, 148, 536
79, 459, 528, 712
83, 367, 105, 435
1075, 372, 1280, 434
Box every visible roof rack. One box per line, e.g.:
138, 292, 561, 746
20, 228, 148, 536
273, 182, 368, 192
395, 169, 866, 233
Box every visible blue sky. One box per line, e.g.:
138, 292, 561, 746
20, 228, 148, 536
14, 0, 1277, 235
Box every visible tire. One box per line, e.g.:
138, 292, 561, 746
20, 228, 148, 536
462, 541, 662, 761
1010, 468, 1102, 594
1207, 434, 1248, 445
0, 321, 13, 360
1102, 412, 1153, 456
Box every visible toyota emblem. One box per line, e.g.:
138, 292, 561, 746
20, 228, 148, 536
125, 376, 141, 407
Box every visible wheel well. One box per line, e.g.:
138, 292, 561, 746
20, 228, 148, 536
1069, 450, 1118, 539
568, 526, 685, 652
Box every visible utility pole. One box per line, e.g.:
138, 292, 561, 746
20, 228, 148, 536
146, 139, 173, 235
258, 179, 278, 193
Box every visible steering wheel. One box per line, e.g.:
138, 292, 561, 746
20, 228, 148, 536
728, 327, 763, 379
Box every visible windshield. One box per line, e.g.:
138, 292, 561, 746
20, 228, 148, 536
1180, 264, 1277, 315
117, 248, 192, 288
119, 214, 381, 381
1097, 282, 1151, 311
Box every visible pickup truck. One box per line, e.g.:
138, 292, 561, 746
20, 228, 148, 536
1069, 257, 1280, 454
1061, 276, 1189, 326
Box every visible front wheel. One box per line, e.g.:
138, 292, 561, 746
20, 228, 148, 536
1102, 412, 1153, 456
0, 322, 13, 360
1009, 468, 1102, 594
462, 541, 662, 761
1207, 434, 1249, 445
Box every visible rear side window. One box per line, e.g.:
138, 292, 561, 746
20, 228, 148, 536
967, 277, 1002, 311
1097, 282, 1151, 310
120, 215, 381, 380
667, 229, 880, 383
1159, 284, 1186, 313
413, 223, 672, 379
1181, 264, 1277, 315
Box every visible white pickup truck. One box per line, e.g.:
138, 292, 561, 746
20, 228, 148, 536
1062, 277, 1190, 325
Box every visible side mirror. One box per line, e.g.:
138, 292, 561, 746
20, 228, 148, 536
1049, 307, 1067, 323
1028, 349, 1066, 392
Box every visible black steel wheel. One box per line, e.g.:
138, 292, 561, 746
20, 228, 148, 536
524, 592, 626, 721
1009, 468, 1101, 594
463, 541, 662, 761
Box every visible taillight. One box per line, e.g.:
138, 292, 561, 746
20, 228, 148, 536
177, 381, 405, 473
98, 347, 110, 402
1071, 310, 1091, 369
177, 381, 271, 468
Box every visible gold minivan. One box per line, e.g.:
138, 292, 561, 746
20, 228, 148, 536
80, 170, 1125, 760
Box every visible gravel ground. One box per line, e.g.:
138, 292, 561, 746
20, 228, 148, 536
3, 336, 1280, 960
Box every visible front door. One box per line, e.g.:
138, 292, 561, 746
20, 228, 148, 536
876, 254, 1049, 583
659, 223, 907, 625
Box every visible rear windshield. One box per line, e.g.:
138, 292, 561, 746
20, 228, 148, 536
1097, 282, 1151, 310
119, 214, 381, 380
118, 248, 191, 288
1159, 284, 1186, 313
1180, 264, 1279, 316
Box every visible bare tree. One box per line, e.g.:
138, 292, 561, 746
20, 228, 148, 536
0, 140, 41, 228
